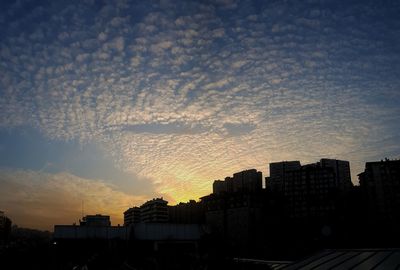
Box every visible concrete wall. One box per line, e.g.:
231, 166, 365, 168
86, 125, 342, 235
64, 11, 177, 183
133, 223, 202, 240
54, 225, 130, 240
54, 223, 203, 241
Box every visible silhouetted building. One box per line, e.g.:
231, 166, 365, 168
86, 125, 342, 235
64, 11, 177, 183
201, 191, 266, 252
318, 158, 352, 191
232, 169, 263, 192
0, 210, 5, 227
267, 159, 352, 219
0, 211, 12, 244
213, 176, 235, 194
267, 161, 301, 192
359, 159, 400, 222
267, 159, 352, 193
225, 176, 234, 193
140, 198, 169, 223
124, 207, 141, 226
213, 169, 262, 194
283, 165, 338, 219
55, 214, 128, 241
168, 200, 204, 224
124, 198, 169, 224
213, 180, 227, 194
80, 214, 111, 226
54, 224, 129, 240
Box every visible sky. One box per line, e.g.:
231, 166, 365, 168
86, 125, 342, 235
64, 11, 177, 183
0, 0, 400, 230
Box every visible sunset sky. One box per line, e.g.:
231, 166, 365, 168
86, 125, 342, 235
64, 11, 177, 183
1, 0, 400, 230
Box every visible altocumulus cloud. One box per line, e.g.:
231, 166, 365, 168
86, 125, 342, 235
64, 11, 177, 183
0, 0, 400, 206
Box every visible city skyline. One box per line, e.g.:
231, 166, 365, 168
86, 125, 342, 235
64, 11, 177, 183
0, 157, 395, 231
1, 0, 400, 230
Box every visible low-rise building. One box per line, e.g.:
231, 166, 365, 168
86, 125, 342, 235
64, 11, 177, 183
80, 214, 111, 226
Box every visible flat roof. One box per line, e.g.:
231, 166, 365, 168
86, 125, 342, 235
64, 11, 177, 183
279, 249, 400, 270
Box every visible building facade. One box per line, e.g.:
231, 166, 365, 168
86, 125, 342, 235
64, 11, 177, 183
80, 214, 111, 226
201, 191, 266, 251
319, 158, 352, 191
212, 169, 262, 194
168, 200, 204, 224
267, 159, 352, 193
0, 211, 12, 244
139, 198, 169, 223
267, 159, 352, 219
232, 169, 263, 192
124, 207, 141, 226
283, 166, 338, 219
358, 159, 400, 222
213, 180, 226, 194
124, 198, 169, 224
267, 161, 301, 192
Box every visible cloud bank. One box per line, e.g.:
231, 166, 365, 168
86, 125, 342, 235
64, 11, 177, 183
0, 168, 146, 230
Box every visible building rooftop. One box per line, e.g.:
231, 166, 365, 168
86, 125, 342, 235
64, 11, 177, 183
235, 249, 400, 269
279, 249, 400, 270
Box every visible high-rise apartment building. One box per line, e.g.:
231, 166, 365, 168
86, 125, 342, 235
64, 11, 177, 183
140, 198, 169, 223
213, 180, 227, 194
124, 207, 141, 226
267, 159, 352, 219
358, 159, 400, 221
168, 200, 204, 224
267, 161, 301, 192
225, 176, 234, 193
212, 169, 262, 194
232, 169, 262, 192
124, 198, 169, 224
0, 211, 12, 244
283, 166, 338, 218
319, 158, 352, 191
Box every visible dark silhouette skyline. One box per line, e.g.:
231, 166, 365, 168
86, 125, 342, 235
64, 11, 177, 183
2, 157, 400, 269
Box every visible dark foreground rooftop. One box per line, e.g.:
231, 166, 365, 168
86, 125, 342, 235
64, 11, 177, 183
258, 249, 400, 270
